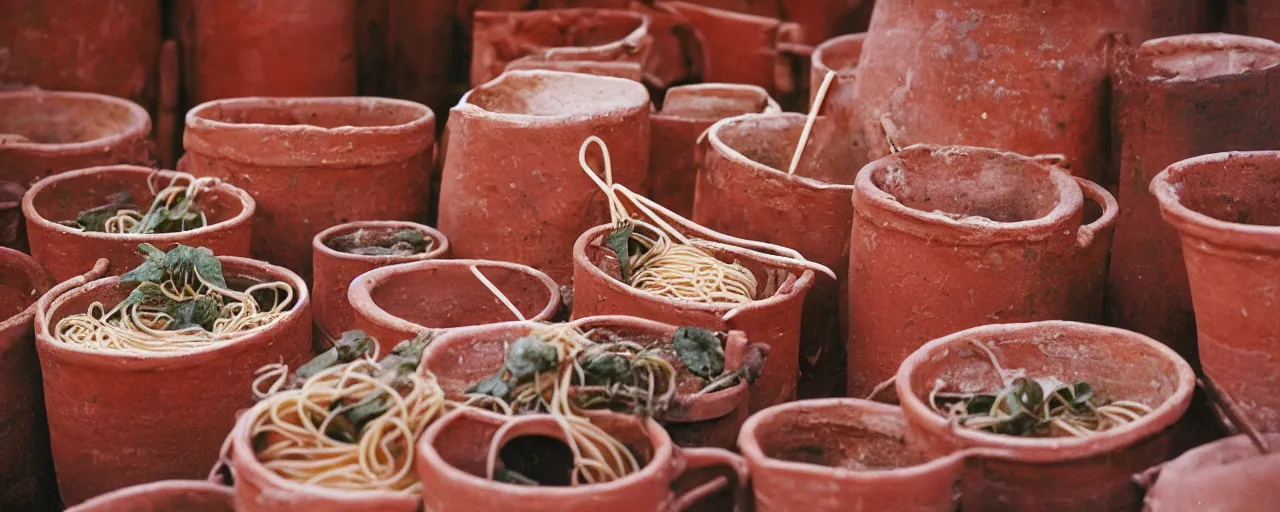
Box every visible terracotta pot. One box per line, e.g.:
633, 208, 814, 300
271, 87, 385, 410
1152, 151, 1280, 432
778, 0, 869, 45
1147, 0, 1213, 38
416, 407, 749, 511
437, 70, 649, 284
0, 181, 26, 252
186, 0, 356, 103
1139, 434, 1280, 511
421, 315, 753, 449
1107, 34, 1280, 364
312, 221, 449, 347
22, 165, 255, 282
348, 259, 561, 353
0, 247, 57, 511
649, 83, 778, 217
1227, 0, 1280, 44
34, 257, 313, 506
0, 90, 153, 188
809, 32, 865, 141
662, 2, 789, 95
896, 321, 1196, 511
384, 0, 462, 119
846, 145, 1118, 397
67, 481, 235, 512
470, 8, 653, 86
183, 96, 435, 282
851, 0, 1149, 183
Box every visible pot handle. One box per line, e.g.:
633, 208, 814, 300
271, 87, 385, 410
33, 258, 110, 335
1074, 176, 1119, 249
670, 447, 750, 512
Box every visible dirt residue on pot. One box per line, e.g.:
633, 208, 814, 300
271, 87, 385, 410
324, 227, 434, 256
869, 152, 1061, 224
466, 71, 647, 116
0, 95, 144, 144
1168, 161, 1280, 227
0, 91, 153, 188
760, 419, 927, 471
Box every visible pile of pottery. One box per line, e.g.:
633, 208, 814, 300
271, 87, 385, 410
2, 1, 1279, 511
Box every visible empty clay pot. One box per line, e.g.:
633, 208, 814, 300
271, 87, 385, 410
649, 83, 778, 217
1108, 34, 1280, 364
67, 480, 235, 512
0, 247, 57, 511
896, 321, 1196, 511
416, 407, 749, 511
437, 70, 649, 284
0, 90, 153, 188
34, 257, 313, 506
663, 2, 791, 95
22, 165, 255, 282
348, 259, 561, 353
0, 181, 26, 251
809, 32, 866, 145
312, 221, 450, 346
846, 145, 1118, 397
1139, 433, 1280, 512
470, 8, 653, 86
183, 96, 435, 282
1152, 151, 1280, 432
186, 0, 357, 103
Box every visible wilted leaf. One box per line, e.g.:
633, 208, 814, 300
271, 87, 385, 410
394, 229, 427, 250
468, 371, 512, 400
505, 336, 558, 380
583, 353, 632, 384
73, 191, 134, 232
138, 243, 167, 262
608, 224, 635, 282
119, 284, 168, 309
341, 392, 393, 434
296, 331, 377, 381
379, 336, 429, 376
166, 295, 220, 331
673, 327, 725, 379
120, 260, 165, 286
129, 205, 170, 234
1006, 378, 1043, 417
1070, 382, 1093, 409
965, 394, 997, 415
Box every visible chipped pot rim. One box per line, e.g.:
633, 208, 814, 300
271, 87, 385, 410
313, 221, 451, 265
811, 32, 867, 76
454, 70, 650, 125
705, 113, 856, 192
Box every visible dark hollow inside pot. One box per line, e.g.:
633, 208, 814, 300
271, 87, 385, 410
1161, 159, 1280, 227
867, 150, 1064, 224
713, 114, 861, 186
66, 481, 235, 512
26, 168, 249, 230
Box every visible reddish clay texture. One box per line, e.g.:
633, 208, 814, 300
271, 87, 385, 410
34, 257, 313, 506
1147, 0, 1213, 38
0, 90, 153, 188
437, 70, 649, 284
416, 408, 749, 511
851, 0, 1148, 183
1152, 151, 1280, 432
22, 165, 255, 282
470, 9, 652, 86
896, 321, 1195, 511
663, 2, 790, 95
0, 181, 26, 251
696, 113, 862, 399
0, 247, 56, 511
1140, 433, 1280, 512
67, 480, 235, 512
183, 96, 435, 282
185, 0, 357, 103
809, 32, 866, 140
1108, 34, 1280, 364
1227, 0, 1280, 45
421, 315, 753, 449
847, 145, 1118, 397
348, 259, 561, 353
382, 0, 461, 119
312, 221, 449, 346
649, 83, 778, 217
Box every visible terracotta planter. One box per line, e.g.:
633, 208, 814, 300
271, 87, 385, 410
847, 145, 1118, 397
1227, 0, 1280, 44
67, 481, 235, 512
34, 257, 313, 506
437, 70, 649, 284
22, 165, 255, 282
0, 247, 57, 511
421, 315, 753, 449
312, 221, 449, 347
470, 8, 653, 86
183, 96, 435, 282
384, 0, 461, 120
0, 90, 153, 188
1140, 434, 1280, 511
896, 321, 1196, 511
348, 259, 561, 353
186, 0, 356, 103
0, 181, 26, 252
1152, 151, 1280, 432
809, 32, 865, 138
1147, 0, 1213, 38
416, 407, 749, 511
1107, 34, 1280, 363
649, 83, 778, 217
663, 2, 791, 95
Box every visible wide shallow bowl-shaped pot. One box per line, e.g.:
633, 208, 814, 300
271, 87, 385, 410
416, 407, 748, 511
67, 480, 235, 512
348, 258, 561, 353
22, 165, 255, 281
470, 8, 652, 86
0, 90, 153, 188
34, 257, 313, 506
896, 321, 1196, 511
1140, 433, 1280, 511
421, 315, 752, 449
312, 221, 449, 346
0, 247, 57, 511
1152, 151, 1280, 431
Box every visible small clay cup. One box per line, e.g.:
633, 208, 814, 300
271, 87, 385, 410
1139, 433, 1280, 511
0, 90, 153, 188
0, 247, 57, 511
66, 480, 235, 512
22, 165, 255, 282
469, 8, 653, 86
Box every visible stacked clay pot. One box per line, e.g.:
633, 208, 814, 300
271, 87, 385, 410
0, 247, 57, 511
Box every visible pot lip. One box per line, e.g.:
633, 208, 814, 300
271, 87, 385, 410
705, 112, 856, 192
0, 90, 151, 155
21, 165, 256, 243
454, 70, 650, 124
654, 83, 779, 122
34, 256, 310, 368
894, 320, 1196, 461
65, 480, 234, 511
811, 32, 867, 75
853, 144, 1083, 244
312, 221, 451, 266
1138, 33, 1280, 82
1151, 151, 1280, 254
0, 246, 52, 333
347, 258, 561, 336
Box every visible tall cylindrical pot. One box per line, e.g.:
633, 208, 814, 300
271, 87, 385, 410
0, 247, 57, 511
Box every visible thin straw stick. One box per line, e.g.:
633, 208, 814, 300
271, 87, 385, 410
787, 70, 836, 176
1199, 377, 1271, 454
470, 266, 525, 321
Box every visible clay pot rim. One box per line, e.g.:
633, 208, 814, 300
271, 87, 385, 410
0, 90, 151, 154
455, 70, 650, 124
1138, 33, 1280, 82
573, 223, 818, 316
347, 258, 562, 337
811, 32, 867, 75
65, 480, 234, 512
655, 83, 781, 121
487, 7, 652, 54
34, 256, 310, 368
706, 112, 855, 192
1151, 151, 1280, 254
894, 320, 1196, 462
0, 246, 52, 332
20, 165, 256, 244
313, 220, 451, 266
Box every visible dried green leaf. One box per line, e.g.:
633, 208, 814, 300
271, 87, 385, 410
1006, 378, 1043, 418
166, 295, 220, 331
608, 224, 635, 282
965, 394, 997, 415
160, 245, 226, 289
129, 205, 170, 234
119, 284, 168, 309
505, 336, 558, 380
342, 392, 393, 434
673, 326, 725, 380
378, 336, 428, 376
296, 331, 377, 381
73, 191, 134, 232
583, 353, 633, 384
138, 243, 167, 262
394, 229, 427, 250
119, 260, 165, 286
468, 371, 512, 400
